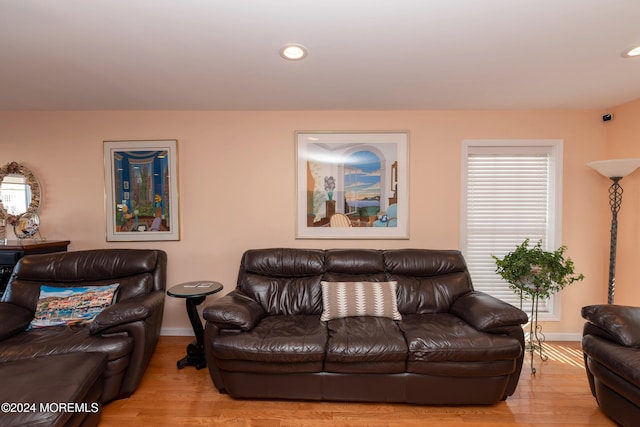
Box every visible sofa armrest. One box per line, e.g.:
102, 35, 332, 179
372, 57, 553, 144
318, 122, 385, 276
203, 290, 265, 331
450, 291, 528, 332
89, 290, 165, 335
0, 302, 34, 340
582, 304, 640, 348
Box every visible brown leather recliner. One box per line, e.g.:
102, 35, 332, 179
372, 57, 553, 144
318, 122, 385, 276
0, 249, 167, 402
204, 248, 529, 405
582, 304, 640, 427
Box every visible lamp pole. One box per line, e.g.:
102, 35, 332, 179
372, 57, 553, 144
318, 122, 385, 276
587, 158, 640, 305
606, 177, 623, 304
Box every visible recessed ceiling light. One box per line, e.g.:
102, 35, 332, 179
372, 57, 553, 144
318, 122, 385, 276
280, 44, 307, 61
622, 45, 640, 58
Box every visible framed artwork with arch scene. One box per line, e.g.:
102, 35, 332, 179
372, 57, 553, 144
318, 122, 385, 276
296, 131, 409, 239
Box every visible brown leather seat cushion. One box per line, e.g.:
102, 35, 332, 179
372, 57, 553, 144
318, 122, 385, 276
325, 317, 407, 373
212, 315, 326, 373
400, 313, 523, 363
0, 352, 106, 427
0, 325, 133, 362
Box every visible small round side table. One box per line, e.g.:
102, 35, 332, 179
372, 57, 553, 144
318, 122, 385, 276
167, 281, 223, 370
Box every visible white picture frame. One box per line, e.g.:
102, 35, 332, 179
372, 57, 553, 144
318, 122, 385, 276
104, 139, 180, 241
296, 131, 409, 239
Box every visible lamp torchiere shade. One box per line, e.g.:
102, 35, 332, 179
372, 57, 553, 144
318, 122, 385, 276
587, 159, 640, 179
587, 158, 640, 304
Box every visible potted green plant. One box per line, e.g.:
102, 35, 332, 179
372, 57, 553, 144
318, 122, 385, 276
493, 239, 584, 374
492, 238, 584, 300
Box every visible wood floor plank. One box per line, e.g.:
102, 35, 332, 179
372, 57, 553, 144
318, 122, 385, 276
100, 337, 616, 426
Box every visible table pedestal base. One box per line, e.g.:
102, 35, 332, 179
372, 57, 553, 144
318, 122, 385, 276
177, 295, 207, 370
177, 340, 207, 370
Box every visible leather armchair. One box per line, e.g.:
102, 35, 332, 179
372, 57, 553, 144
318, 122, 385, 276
582, 304, 640, 427
0, 249, 167, 402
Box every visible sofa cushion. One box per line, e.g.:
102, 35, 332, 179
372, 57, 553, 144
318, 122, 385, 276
391, 273, 472, 315
240, 248, 325, 278
320, 281, 401, 321
237, 248, 325, 316
211, 315, 327, 364
383, 249, 469, 277
30, 284, 119, 329
325, 249, 384, 273
400, 313, 523, 363
112, 273, 153, 301
0, 352, 106, 427
384, 249, 473, 314
241, 274, 323, 316
4, 249, 164, 313
325, 316, 407, 373
0, 326, 133, 362
12, 249, 160, 282
323, 249, 387, 282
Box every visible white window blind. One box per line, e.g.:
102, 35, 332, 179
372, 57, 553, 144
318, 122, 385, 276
461, 141, 562, 317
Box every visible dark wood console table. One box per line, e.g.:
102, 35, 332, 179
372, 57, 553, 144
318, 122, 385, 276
0, 240, 70, 298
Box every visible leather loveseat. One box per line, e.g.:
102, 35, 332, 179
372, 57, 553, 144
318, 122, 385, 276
582, 304, 640, 427
0, 249, 167, 404
203, 248, 529, 405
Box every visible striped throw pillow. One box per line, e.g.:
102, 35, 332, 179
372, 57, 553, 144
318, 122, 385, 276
320, 281, 402, 321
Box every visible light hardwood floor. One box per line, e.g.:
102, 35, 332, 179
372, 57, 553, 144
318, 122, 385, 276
101, 337, 615, 426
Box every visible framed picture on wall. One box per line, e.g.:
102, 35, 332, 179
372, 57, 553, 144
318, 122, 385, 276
295, 131, 409, 239
103, 139, 180, 241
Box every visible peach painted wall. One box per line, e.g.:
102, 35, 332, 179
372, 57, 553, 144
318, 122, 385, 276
0, 109, 612, 337
603, 98, 640, 307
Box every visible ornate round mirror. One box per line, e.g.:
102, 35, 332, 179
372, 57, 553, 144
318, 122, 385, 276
0, 162, 42, 224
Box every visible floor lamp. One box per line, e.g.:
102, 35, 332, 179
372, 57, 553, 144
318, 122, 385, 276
587, 159, 640, 304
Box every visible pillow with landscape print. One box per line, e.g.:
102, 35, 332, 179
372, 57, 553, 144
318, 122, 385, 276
29, 284, 119, 329
320, 281, 402, 321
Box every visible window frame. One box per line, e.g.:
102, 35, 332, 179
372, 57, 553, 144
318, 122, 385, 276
460, 139, 564, 320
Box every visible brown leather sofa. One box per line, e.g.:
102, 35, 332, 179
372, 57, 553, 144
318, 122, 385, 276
582, 304, 640, 427
0, 249, 167, 404
203, 248, 529, 404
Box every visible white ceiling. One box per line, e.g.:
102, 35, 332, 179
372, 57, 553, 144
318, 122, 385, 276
2, 0, 640, 111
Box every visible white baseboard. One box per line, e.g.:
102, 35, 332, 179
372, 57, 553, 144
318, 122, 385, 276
160, 327, 195, 337
160, 328, 582, 341
534, 332, 582, 342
